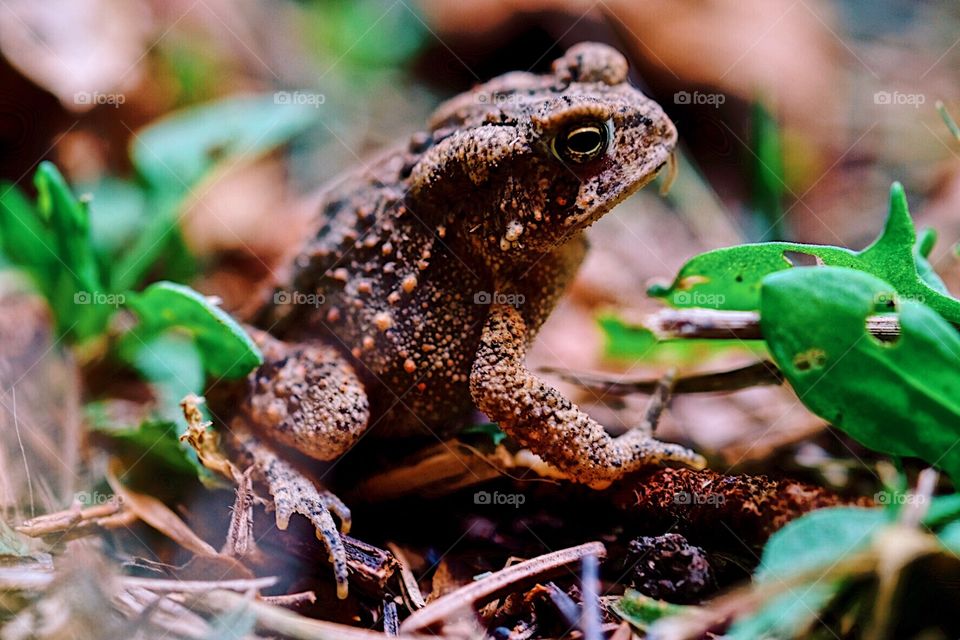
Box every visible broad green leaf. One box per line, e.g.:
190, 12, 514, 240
131, 94, 318, 193
726, 507, 890, 639
650, 183, 960, 325
937, 520, 960, 553
613, 589, 690, 631
755, 507, 889, 583
115, 94, 317, 290
122, 281, 262, 380
727, 586, 836, 640
760, 267, 960, 479
131, 332, 205, 424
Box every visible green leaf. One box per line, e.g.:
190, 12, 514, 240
650, 183, 960, 325
613, 589, 690, 631
122, 281, 262, 380
755, 507, 889, 583
89, 416, 197, 478
598, 314, 765, 363
727, 586, 836, 640
460, 422, 508, 446
115, 94, 317, 290
726, 507, 889, 640
748, 101, 787, 241
131, 94, 318, 193
0, 163, 113, 341
131, 332, 206, 423
760, 267, 960, 479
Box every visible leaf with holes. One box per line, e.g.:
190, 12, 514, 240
760, 266, 960, 479
649, 183, 960, 324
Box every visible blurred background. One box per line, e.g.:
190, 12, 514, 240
2, 0, 960, 513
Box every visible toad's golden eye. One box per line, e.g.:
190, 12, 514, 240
552, 120, 610, 164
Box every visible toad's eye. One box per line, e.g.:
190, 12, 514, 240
552, 120, 610, 164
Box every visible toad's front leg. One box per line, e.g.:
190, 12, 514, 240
230, 330, 369, 598
470, 303, 706, 488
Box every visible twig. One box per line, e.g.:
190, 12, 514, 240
383, 599, 400, 636
190, 589, 438, 640
646, 308, 900, 341
121, 575, 277, 593
579, 554, 602, 640
387, 542, 427, 610
400, 541, 606, 634
542, 360, 783, 397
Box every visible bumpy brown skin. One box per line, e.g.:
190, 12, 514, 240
232, 43, 705, 596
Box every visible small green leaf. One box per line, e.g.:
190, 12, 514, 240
748, 100, 787, 241
0, 163, 113, 341
460, 422, 508, 446
598, 314, 765, 363
652, 183, 960, 325
760, 267, 960, 479
613, 589, 690, 631
122, 281, 262, 380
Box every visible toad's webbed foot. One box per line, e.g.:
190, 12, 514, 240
242, 433, 351, 598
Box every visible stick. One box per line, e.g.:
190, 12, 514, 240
646, 308, 900, 341
400, 541, 607, 634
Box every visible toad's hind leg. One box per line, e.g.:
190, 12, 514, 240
470, 303, 705, 488
231, 331, 370, 598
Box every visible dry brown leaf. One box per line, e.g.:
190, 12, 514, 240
106, 462, 218, 557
